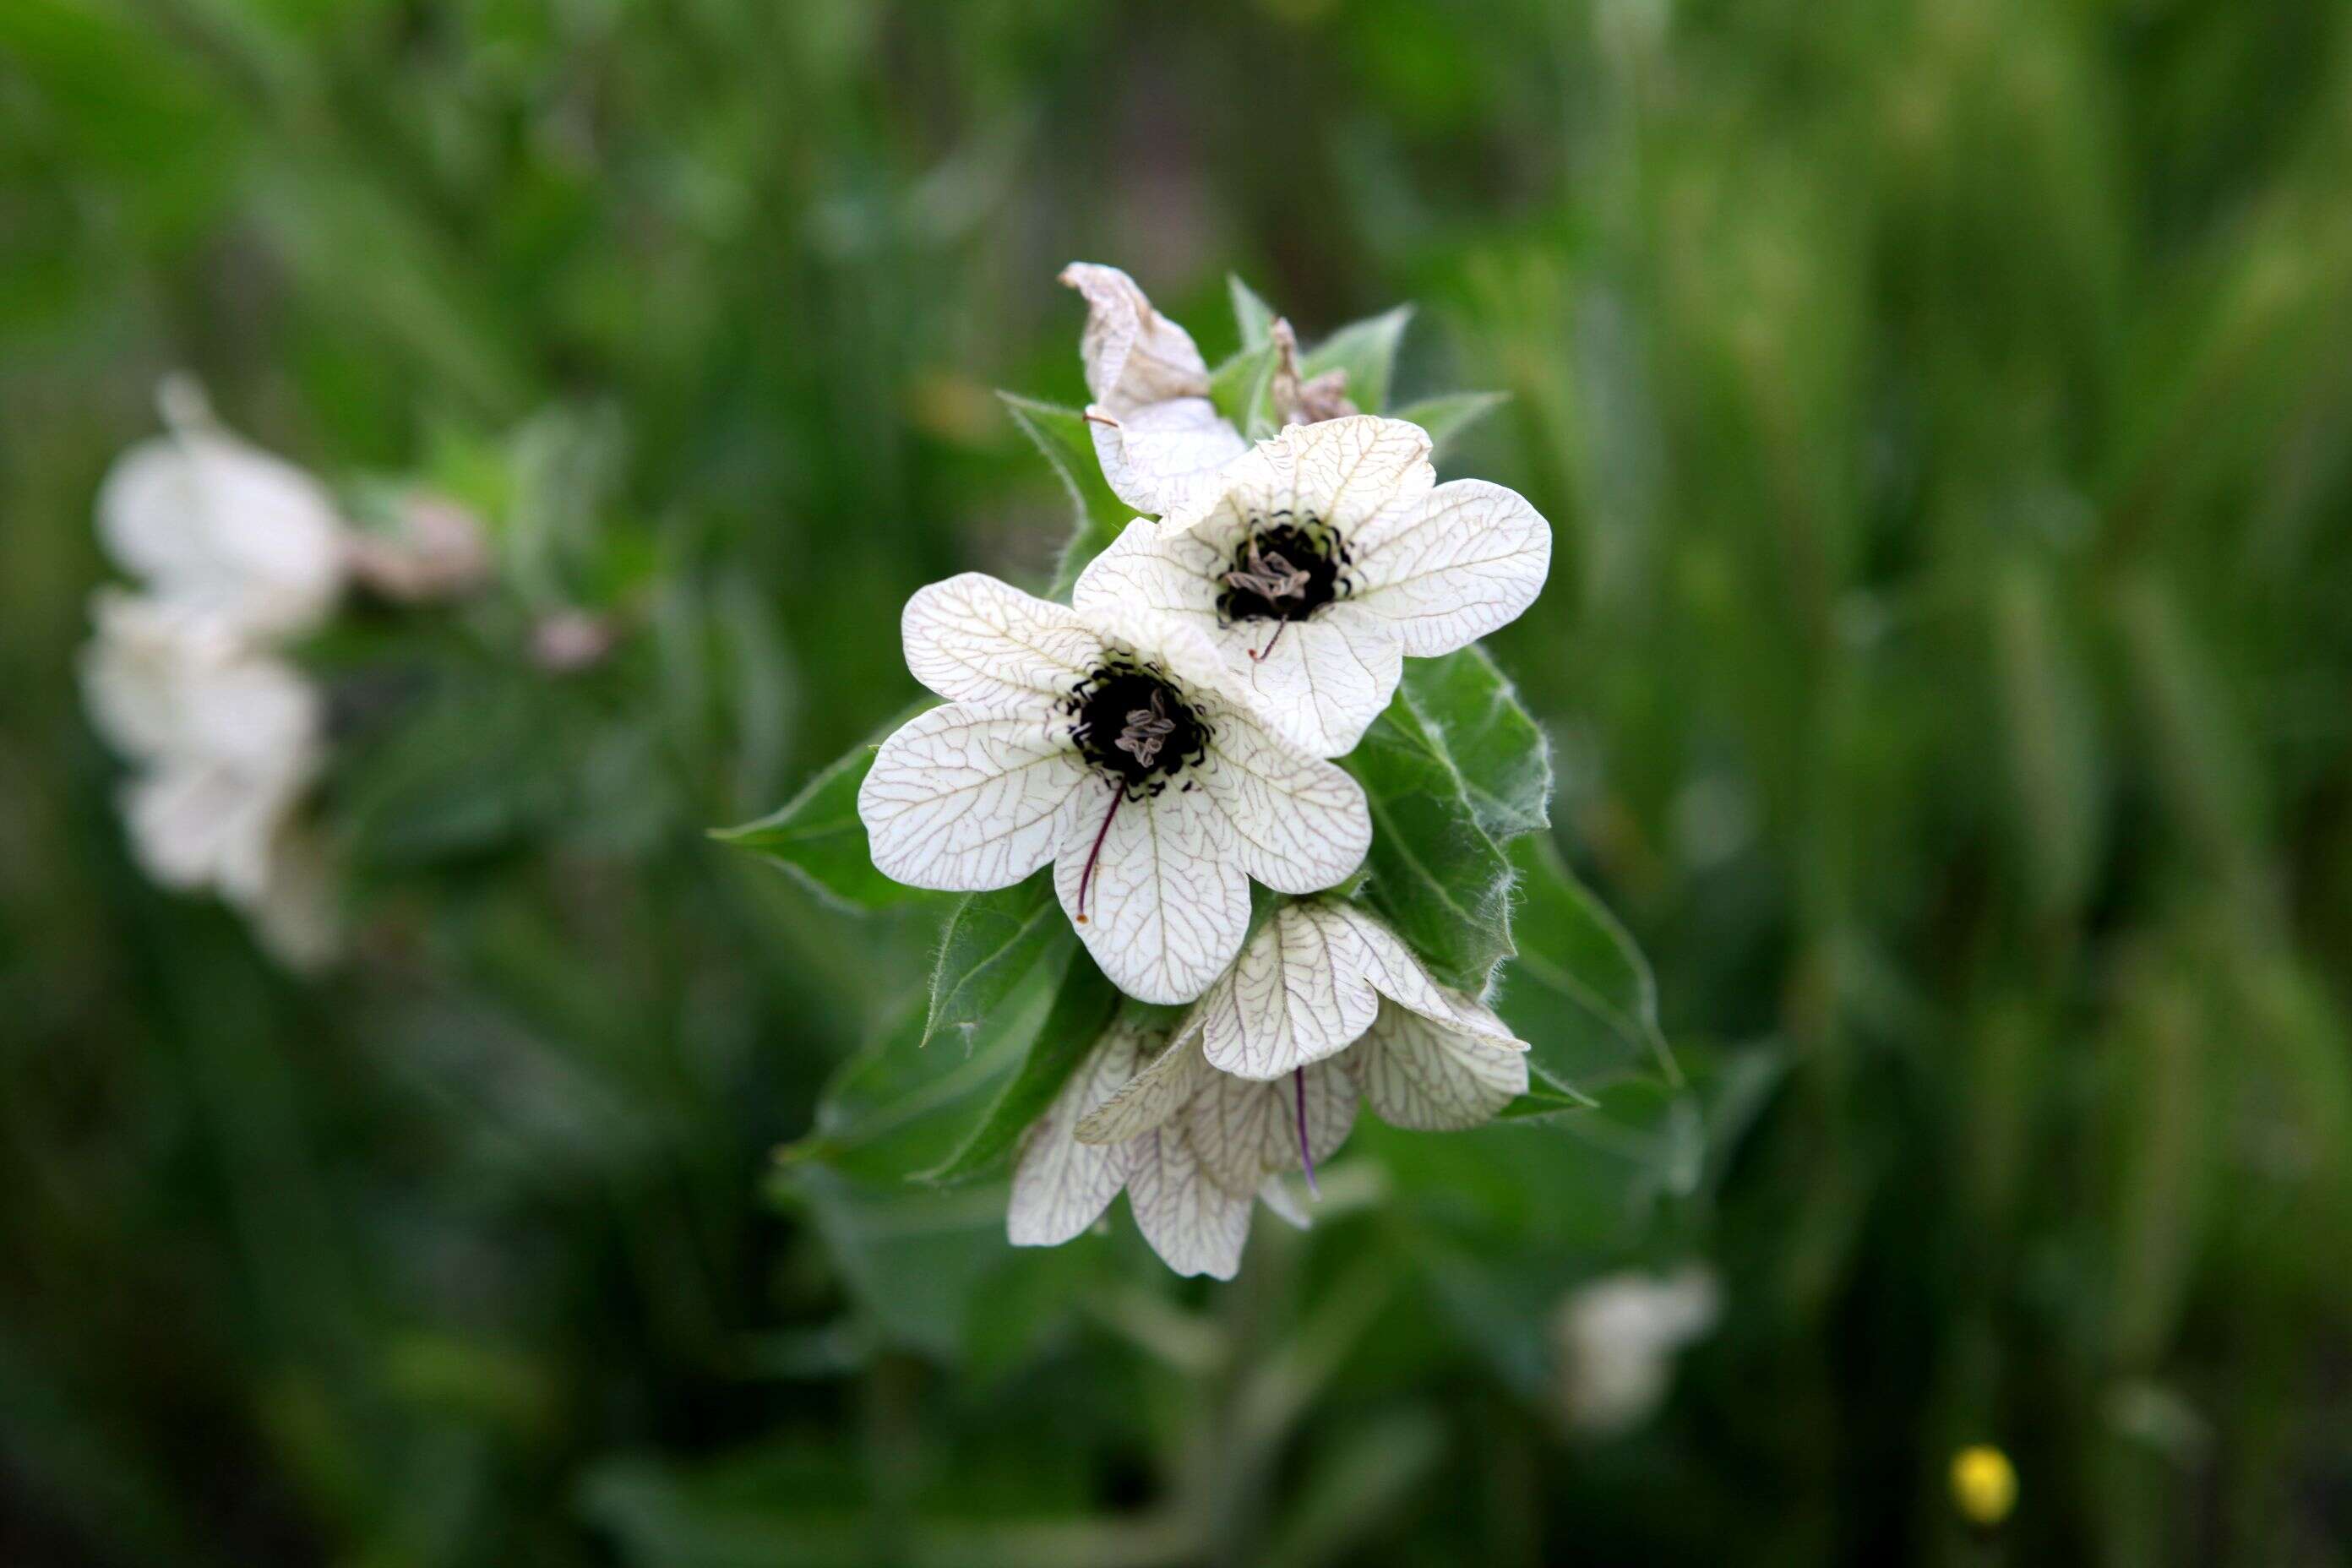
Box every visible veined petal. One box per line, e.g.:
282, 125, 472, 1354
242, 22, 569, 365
1076, 1022, 1207, 1145
1185, 1059, 1357, 1198
1054, 782, 1248, 1005
1350, 999, 1529, 1130
1124, 1125, 1252, 1280
901, 573, 1105, 707
1210, 612, 1401, 760
1072, 520, 1224, 624
1088, 400, 1249, 520
1010, 1022, 1147, 1247
1323, 903, 1519, 1043
1198, 707, 1370, 895
1061, 263, 1213, 412
1198, 901, 1380, 1080
858, 705, 1093, 890
1166, 416, 1433, 544
1346, 478, 1552, 657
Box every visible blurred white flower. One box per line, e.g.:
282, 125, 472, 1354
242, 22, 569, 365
1075, 416, 1551, 757
80, 592, 337, 967
856, 573, 1369, 1004
95, 380, 350, 639
1554, 1266, 1719, 1436
1009, 1016, 1310, 1280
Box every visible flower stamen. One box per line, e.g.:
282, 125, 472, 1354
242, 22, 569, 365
1293, 1066, 1320, 1198
1075, 785, 1122, 924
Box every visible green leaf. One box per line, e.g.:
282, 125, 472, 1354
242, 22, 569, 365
1228, 273, 1277, 351
1344, 689, 1515, 989
1500, 834, 1680, 1093
710, 709, 928, 912
999, 392, 1135, 596
1303, 304, 1413, 416
1390, 389, 1509, 456
1398, 648, 1550, 842
925, 874, 1074, 1047
916, 950, 1120, 1186
1495, 1082, 1599, 1119
1208, 339, 1278, 437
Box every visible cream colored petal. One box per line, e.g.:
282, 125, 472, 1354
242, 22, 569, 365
1124, 1124, 1252, 1280
97, 425, 347, 639
1075, 1021, 1208, 1145
1350, 999, 1529, 1131
1054, 781, 1248, 1005
1346, 478, 1552, 657
1087, 400, 1249, 520
1197, 902, 1380, 1080
1009, 1023, 1148, 1247
901, 573, 1106, 707
1209, 612, 1402, 760
1197, 705, 1371, 894
858, 705, 1095, 891
1071, 520, 1225, 625
1323, 904, 1519, 1043
1184, 1058, 1357, 1198
1061, 263, 1213, 412
1167, 416, 1434, 547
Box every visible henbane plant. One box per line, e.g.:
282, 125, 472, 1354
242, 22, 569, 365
721, 266, 1678, 1278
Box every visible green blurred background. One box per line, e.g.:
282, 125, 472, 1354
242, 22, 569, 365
5, 0, 2352, 1563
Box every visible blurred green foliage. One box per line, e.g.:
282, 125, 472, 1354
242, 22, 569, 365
4, 1, 2351, 1564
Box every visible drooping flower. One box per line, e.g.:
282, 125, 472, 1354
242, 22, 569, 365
79, 591, 338, 966
1008, 1015, 1324, 1279
1554, 1267, 1720, 1436
1074, 416, 1551, 757
1073, 901, 1532, 1190
856, 574, 1371, 1004
1061, 263, 1250, 522
95, 380, 350, 640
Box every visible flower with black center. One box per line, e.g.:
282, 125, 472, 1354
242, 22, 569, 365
1075, 416, 1552, 757
856, 574, 1372, 1004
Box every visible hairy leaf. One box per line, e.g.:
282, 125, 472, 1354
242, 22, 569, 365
999, 392, 1135, 596
1344, 692, 1515, 989
917, 950, 1121, 1186
1399, 648, 1551, 842
926, 874, 1073, 1047
1390, 389, 1509, 457
1500, 834, 1678, 1092
710, 710, 927, 911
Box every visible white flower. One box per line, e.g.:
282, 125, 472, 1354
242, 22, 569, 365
1073, 901, 1531, 1193
857, 574, 1371, 1004
96, 385, 349, 639
1008, 1017, 1317, 1279
1062, 263, 1250, 523
1074, 416, 1551, 757
1554, 1267, 1720, 1436
80, 592, 338, 966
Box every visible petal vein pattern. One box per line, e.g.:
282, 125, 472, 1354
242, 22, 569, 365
1054, 787, 1248, 1004
1200, 714, 1371, 891
1347, 479, 1552, 658
859, 705, 1092, 890
1351, 1001, 1529, 1130
902, 573, 1105, 706
1009, 1026, 1146, 1246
